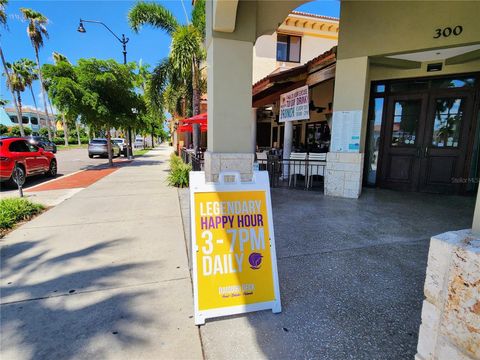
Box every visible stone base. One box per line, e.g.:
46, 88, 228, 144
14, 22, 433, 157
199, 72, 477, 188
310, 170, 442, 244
324, 152, 364, 198
204, 151, 254, 183
416, 229, 480, 360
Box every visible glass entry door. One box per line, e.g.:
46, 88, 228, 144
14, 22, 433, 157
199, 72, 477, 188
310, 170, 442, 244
379, 90, 475, 193
419, 91, 474, 193
379, 94, 428, 191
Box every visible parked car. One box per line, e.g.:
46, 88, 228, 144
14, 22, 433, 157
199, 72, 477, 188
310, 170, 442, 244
134, 136, 144, 149
112, 138, 128, 156
0, 137, 57, 187
88, 139, 121, 158
25, 136, 57, 153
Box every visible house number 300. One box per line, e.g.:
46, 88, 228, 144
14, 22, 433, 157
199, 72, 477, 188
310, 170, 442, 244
433, 26, 463, 38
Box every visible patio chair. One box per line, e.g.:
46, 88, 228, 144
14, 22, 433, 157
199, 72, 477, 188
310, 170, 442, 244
256, 151, 268, 170
307, 153, 327, 188
288, 152, 307, 187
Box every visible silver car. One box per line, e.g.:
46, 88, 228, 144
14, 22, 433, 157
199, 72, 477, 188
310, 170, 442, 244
88, 139, 121, 158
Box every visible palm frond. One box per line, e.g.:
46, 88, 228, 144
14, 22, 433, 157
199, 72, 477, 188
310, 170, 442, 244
170, 25, 201, 79
148, 58, 171, 110
0, 0, 8, 28
128, 1, 178, 35
191, 0, 205, 40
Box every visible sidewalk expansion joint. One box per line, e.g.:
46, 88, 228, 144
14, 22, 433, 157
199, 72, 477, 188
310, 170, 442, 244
20, 216, 182, 230
0, 276, 189, 306
277, 237, 426, 261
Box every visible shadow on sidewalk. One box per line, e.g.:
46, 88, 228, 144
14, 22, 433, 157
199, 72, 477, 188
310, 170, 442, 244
0, 238, 158, 360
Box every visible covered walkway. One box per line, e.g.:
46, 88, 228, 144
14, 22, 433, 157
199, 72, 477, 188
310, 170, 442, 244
193, 189, 474, 359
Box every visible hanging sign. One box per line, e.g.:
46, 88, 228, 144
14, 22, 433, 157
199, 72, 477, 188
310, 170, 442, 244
189, 171, 281, 325
279, 85, 310, 122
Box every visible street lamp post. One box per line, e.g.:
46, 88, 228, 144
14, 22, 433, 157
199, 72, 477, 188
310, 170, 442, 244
77, 19, 133, 159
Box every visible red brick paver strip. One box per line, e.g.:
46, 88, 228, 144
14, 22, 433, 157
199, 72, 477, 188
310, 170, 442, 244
26, 167, 119, 192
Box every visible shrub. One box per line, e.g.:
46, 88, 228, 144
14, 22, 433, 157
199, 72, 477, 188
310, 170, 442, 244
167, 154, 191, 188
0, 124, 8, 135
39, 127, 49, 137
8, 125, 32, 136
53, 137, 65, 145
0, 198, 44, 233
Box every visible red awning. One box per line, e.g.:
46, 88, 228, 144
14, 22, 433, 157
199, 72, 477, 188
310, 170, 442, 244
180, 113, 207, 124
177, 124, 207, 133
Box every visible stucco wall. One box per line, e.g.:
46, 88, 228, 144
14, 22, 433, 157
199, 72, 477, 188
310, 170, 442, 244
337, 1, 480, 60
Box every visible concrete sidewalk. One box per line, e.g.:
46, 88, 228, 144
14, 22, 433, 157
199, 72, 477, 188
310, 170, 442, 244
0, 145, 203, 360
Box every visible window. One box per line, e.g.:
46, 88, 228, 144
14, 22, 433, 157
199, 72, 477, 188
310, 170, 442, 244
22, 116, 29, 124
9, 115, 18, 123
9, 140, 30, 152
276, 34, 301, 63
26, 143, 39, 152
30, 117, 38, 125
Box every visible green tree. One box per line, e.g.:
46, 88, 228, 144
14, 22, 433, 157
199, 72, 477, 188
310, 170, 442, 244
75, 58, 145, 166
128, 0, 205, 150
42, 58, 83, 147
20, 7, 53, 141
0, 0, 25, 137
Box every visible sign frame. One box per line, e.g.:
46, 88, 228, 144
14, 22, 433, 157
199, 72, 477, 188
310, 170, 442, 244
279, 84, 310, 122
189, 171, 282, 325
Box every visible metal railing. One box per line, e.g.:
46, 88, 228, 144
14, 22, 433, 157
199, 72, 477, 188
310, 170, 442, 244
258, 156, 326, 190
181, 148, 204, 171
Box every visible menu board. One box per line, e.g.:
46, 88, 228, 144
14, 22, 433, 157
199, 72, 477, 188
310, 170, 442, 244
331, 111, 362, 152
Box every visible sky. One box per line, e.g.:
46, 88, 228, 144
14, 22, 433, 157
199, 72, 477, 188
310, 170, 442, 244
1, 0, 340, 111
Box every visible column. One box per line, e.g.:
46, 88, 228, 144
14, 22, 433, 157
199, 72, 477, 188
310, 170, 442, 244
325, 56, 369, 198
472, 189, 480, 235
251, 107, 257, 153
204, 36, 254, 182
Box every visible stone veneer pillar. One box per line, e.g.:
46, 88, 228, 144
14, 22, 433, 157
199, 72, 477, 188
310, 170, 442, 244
416, 230, 479, 360
324, 152, 364, 198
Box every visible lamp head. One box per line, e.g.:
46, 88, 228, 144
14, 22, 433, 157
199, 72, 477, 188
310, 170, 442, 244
77, 21, 86, 33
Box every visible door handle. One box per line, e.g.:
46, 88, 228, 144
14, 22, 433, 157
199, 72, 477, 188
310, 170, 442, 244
424, 146, 429, 158
416, 147, 421, 158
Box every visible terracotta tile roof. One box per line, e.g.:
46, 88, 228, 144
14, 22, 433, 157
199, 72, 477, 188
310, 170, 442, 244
252, 47, 336, 95
290, 10, 339, 22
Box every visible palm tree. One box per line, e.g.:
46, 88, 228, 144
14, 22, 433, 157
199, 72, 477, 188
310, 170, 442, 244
128, 0, 205, 150
0, 0, 26, 136
6, 61, 27, 135
20, 7, 53, 141
14, 58, 44, 134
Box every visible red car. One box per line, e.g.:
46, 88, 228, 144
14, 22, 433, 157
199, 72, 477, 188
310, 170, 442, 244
0, 137, 57, 187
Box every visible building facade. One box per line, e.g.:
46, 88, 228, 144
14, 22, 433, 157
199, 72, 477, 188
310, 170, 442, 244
253, 11, 338, 83
2, 107, 56, 134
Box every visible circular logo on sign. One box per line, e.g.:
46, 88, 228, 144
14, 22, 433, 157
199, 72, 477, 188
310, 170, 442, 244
249, 252, 263, 270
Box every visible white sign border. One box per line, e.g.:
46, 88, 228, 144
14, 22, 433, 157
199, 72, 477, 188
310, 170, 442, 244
189, 171, 282, 325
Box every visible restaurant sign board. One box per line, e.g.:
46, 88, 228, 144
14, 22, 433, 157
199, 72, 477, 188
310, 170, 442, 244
279, 85, 310, 122
189, 171, 281, 325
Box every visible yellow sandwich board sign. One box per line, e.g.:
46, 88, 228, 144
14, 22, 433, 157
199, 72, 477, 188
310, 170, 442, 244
189, 171, 281, 325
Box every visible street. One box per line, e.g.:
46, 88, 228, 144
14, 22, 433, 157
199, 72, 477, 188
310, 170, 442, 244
0, 148, 122, 196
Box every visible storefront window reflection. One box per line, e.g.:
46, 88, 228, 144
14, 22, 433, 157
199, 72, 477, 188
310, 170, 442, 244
366, 97, 384, 185
432, 98, 464, 148
305, 122, 330, 153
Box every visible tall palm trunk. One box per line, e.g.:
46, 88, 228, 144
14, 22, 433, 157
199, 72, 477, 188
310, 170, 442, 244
34, 49, 52, 141
47, 96, 56, 135
28, 84, 42, 135
62, 113, 69, 146
192, 58, 200, 152
0, 47, 25, 137
16, 92, 25, 134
